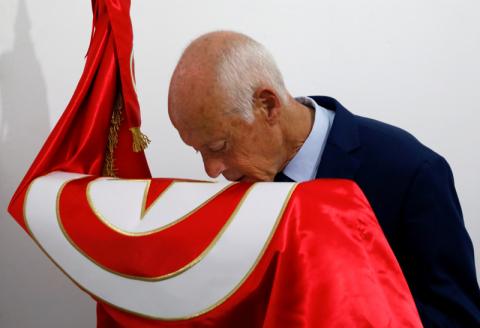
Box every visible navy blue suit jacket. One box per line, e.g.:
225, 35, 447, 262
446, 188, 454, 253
290, 96, 480, 326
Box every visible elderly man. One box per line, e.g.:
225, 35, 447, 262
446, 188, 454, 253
168, 31, 480, 326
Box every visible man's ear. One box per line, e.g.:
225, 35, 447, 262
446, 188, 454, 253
253, 88, 281, 124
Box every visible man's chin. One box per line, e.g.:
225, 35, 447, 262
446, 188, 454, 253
224, 175, 253, 182
224, 174, 268, 183
236, 176, 264, 183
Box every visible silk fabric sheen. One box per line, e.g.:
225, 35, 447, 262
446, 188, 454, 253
51, 177, 420, 327
8, 0, 150, 232
8, 0, 422, 326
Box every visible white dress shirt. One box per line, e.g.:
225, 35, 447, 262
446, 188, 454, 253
282, 97, 335, 182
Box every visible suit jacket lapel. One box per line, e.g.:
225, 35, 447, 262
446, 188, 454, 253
310, 96, 362, 180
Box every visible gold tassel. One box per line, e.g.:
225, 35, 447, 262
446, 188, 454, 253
129, 126, 150, 152
102, 94, 123, 177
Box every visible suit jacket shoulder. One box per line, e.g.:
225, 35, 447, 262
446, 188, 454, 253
354, 114, 441, 175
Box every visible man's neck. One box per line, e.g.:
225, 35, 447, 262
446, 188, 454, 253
279, 98, 315, 171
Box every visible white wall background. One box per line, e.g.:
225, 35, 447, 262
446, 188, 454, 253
1, 0, 478, 327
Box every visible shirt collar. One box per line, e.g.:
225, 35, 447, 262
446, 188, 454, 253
282, 96, 335, 182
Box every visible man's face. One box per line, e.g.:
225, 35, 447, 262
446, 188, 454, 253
169, 93, 284, 182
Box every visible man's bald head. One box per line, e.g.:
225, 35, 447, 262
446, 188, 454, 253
168, 31, 288, 124
167, 31, 312, 182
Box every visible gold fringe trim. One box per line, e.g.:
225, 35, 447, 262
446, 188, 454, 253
129, 127, 150, 152
102, 94, 124, 177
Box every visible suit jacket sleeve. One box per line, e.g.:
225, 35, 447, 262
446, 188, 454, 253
401, 154, 480, 326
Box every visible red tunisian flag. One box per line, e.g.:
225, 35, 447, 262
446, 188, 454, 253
8, 0, 151, 233
8, 0, 423, 327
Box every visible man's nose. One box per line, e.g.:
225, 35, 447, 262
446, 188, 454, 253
203, 157, 226, 178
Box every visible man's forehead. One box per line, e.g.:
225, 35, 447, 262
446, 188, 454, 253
175, 102, 220, 127
173, 89, 228, 124
170, 80, 229, 147
175, 112, 226, 147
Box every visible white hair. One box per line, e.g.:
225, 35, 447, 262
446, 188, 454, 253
215, 35, 288, 122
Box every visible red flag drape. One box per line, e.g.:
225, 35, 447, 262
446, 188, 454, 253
8, 0, 151, 232
6, 2, 423, 327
